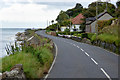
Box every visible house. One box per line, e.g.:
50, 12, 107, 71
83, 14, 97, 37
71, 13, 84, 32
60, 13, 84, 32
86, 10, 113, 33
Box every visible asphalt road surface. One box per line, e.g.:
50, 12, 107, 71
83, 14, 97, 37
36, 31, 119, 80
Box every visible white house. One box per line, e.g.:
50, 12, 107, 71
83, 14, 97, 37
71, 13, 84, 32
86, 10, 113, 33
60, 13, 85, 32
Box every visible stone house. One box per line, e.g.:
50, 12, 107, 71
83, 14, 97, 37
86, 11, 113, 33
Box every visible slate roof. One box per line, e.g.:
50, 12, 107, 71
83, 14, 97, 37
86, 17, 96, 22
86, 11, 112, 25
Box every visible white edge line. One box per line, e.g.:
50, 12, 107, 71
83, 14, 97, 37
100, 68, 112, 80
44, 42, 58, 80
91, 58, 98, 65
27, 36, 34, 41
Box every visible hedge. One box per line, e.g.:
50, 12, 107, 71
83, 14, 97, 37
91, 33, 119, 46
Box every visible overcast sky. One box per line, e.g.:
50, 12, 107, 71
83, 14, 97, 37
0, 0, 118, 28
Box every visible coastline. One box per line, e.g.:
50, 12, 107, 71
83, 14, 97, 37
1, 29, 55, 79
0, 28, 26, 58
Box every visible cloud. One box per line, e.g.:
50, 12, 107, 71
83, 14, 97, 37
0, 0, 117, 28
0, 3, 60, 22
1, 0, 118, 3
0, 0, 77, 28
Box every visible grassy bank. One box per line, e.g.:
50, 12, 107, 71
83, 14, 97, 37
2, 52, 42, 78
1, 29, 54, 78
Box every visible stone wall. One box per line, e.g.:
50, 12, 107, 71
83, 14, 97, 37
92, 40, 119, 53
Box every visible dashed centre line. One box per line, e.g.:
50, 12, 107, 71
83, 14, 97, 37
80, 48, 84, 52
60, 40, 112, 80
91, 58, 98, 65
100, 68, 112, 80
77, 46, 79, 48
73, 44, 76, 46
84, 52, 90, 57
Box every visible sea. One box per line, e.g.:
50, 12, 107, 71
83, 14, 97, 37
0, 28, 26, 58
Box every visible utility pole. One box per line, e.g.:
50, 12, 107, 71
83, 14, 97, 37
69, 16, 72, 37
105, 0, 108, 11
96, 0, 98, 35
104, 0, 110, 11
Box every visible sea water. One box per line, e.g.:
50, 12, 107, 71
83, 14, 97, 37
0, 28, 26, 58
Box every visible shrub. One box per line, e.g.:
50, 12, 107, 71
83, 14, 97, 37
87, 33, 95, 40
97, 18, 116, 32
81, 33, 88, 38
91, 34, 97, 41
91, 33, 119, 46
101, 25, 118, 36
73, 33, 82, 37
115, 39, 120, 46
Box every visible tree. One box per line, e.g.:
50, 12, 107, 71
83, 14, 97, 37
116, 1, 120, 8
66, 3, 83, 17
46, 23, 60, 31
56, 10, 69, 25
61, 20, 72, 27
83, 2, 116, 18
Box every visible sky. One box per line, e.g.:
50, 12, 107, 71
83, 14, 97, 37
0, 0, 118, 28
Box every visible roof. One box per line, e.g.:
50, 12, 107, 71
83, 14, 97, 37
71, 13, 85, 25
86, 17, 96, 22
86, 11, 112, 25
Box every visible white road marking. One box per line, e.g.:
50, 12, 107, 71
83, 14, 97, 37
27, 36, 34, 41
100, 68, 112, 80
85, 52, 90, 57
45, 35, 114, 80
80, 48, 84, 52
91, 58, 98, 65
44, 43, 58, 80
77, 46, 79, 48
73, 44, 76, 46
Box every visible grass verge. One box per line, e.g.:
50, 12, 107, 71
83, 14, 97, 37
1, 30, 54, 79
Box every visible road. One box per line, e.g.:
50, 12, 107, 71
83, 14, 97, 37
36, 31, 118, 80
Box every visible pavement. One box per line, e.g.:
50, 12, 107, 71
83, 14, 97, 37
36, 31, 119, 80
